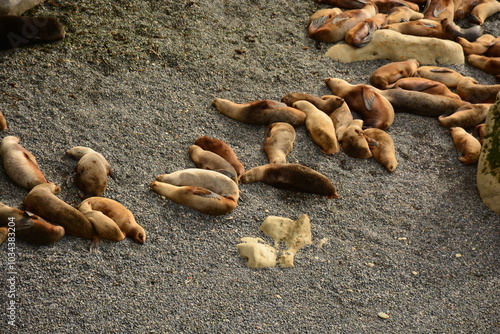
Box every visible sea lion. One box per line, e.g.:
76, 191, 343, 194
0, 111, 7, 130
0, 202, 65, 245
327, 97, 353, 142
364, 128, 398, 172
414, 66, 465, 88
449, 127, 482, 164
456, 76, 500, 103
441, 18, 483, 42
66, 146, 112, 197
438, 103, 492, 128
384, 6, 424, 25
423, 0, 455, 21
485, 41, 500, 57
341, 119, 373, 159
188, 144, 238, 182
194, 136, 245, 179
470, 0, 500, 25
392, 77, 461, 99
370, 59, 420, 89
382, 19, 448, 39
280, 93, 345, 115
80, 197, 146, 244
150, 181, 238, 215
292, 100, 340, 155
0, 15, 65, 50
264, 122, 296, 164
467, 55, 500, 76
324, 78, 395, 130
240, 163, 339, 199
0, 0, 45, 16
0, 136, 47, 189
156, 168, 239, 202
345, 13, 387, 48
308, 8, 343, 38
313, 0, 369, 9
23, 182, 95, 240
212, 98, 306, 127
456, 34, 498, 55
77, 201, 125, 243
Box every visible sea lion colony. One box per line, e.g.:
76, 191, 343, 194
0, 1, 499, 256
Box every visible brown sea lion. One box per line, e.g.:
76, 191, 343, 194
150, 181, 238, 215
194, 136, 245, 179
345, 13, 387, 48
423, 0, 455, 21
327, 97, 353, 142
212, 98, 306, 127
364, 128, 398, 172
324, 78, 395, 130
438, 103, 492, 128
370, 59, 421, 89
473, 123, 486, 144
470, 0, 500, 25
373, 0, 420, 13
189, 145, 238, 182
240, 163, 339, 199
80, 197, 146, 244
292, 100, 340, 155
0, 111, 7, 130
467, 55, 500, 76
485, 41, 500, 57
457, 34, 498, 55
441, 18, 484, 42
392, 77, 461, 99
341, 119, 373, 159
313, 0, 368, 9
0, 15, 65, 50
384, 6, 424, 25
66, 146, 112, 197
382, 19, 447, 39
280, 93, 345, 115
77, 201, 125, 243
264, 122, 296, 164
0, 136, 47, 189
414, 66, 465, 88
449, 127, 482, 164
456, 76, 500, 103
308, 8, 343, 38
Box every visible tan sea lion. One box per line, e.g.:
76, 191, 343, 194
467, 55, 500, 76
194, 136, 245, 179
382, 19, 447, 39
0, 136, 47, 189
0, 111, 7, 130
384, 6, 424, 25
485, 41, 500, 57
438, 103, 492, 128
441, 18, 484, 42
324, 78, 395, 130
456, 34, 498, 55
414, 66, 465, 88
308, 8, 343, 38
327, 97, 353, 142
150, 181, 238, 215
364, 128, 398, 172
292, 100, 340, 155
0, 15, 65, 50
392, 77, 461, 99
373, 0, 420, 13
240, 163, 339, 199
423, 0, 455, 21
77, 201, 125, 243
264, 122, 296, 164
189, 144, 238, 182
341, 119, 373, 159
456, 76, 500, 103
449, 127, 482, 164
470, 0, 500, 25
212, 98, 306, 127
345, 13, 387, 48
280, 93, 345, 115
80, 197, 146, 244
23, 182, 95, 240
370, 59, 420, 89
66, 146, 112, 197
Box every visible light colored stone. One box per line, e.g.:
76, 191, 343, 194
237, 237, 277, 269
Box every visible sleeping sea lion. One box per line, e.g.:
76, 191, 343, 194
382, 19, 447, 39
467, 55, 500, 76
327, 97, 353, 142
189, 144, 238, 182
441, 18, 483, 42
364, 128, 398, 172
392, 77, 461, 99
280, 93, 345, 115
456, 76, 500, 103
345, 13, 387, 48
456, 34, 498, 55
264, 122, 296, 164
438, 103, 492, 128
470, 0, 500, 25
384, 7, 424, 25
414, 66, 465, 88
341, 119, 373, 159
194, 136, 245, 179
370, 59, 420, 89
77, 201, 126, 243
449, 127, 482, 164
422, 0, 455, 21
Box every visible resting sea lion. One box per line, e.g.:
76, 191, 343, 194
414, 66, 465, 88
364, 128, 398, 172
441, 18, 483, 42
382, 19, 447, 39
264, 122, 296, 164
280, 93, 345, 115
370, 59, 420, 89
0, 15, 65, 50
470, 0, 500, 25
467, 55, 500, 76
486, 42, 500, 57
456, 76, 500, 103
345, 14, 387, 48
308, 8, 343, 38
194, 136, 245, 179
456, 34, 498, 55
0, 111, 7, 130
392, 77, 461, 99
212, 98, 306, 127
77, 201, 125, 244
423, 0, 455, 21
372, 0, 420, 13
0, 136, 47, 189
341, 119, 373, 159
327, 97, 353, 142
313, 0, 367, 9
438, 103, 492, 128
384, 7, 424, 25
449, 127, 482, 164
240, 163, 339, 199
189, 144, 238, 182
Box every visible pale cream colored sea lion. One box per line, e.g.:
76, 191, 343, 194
212, 98, 306, 127
470, 0, 500, 25
414, 66, 465, 88
327, 97, 353, 142
324, 78, 394, 130
438, 103, 492, 128
308, 8, 343, 38
441, 18, 484, 42
345, 13, 387, 48
77, 201, 125, 243
456, 34, 498, 55
80, 197, 146, 244
450, 127, 482, 164
392, 77, 461, 99
370, 59, 420, 89
0, 15, 65, 50
280, 93, 345, 115
456, 76, 500, 103
264, 122, 296, 164
23, 182, 95, 240
0, 111, 6, 130
194, 135, 245, 179
292, 100, 340, 155
240, 163, 339, 199
66, 146, 112, 197
382, 19, 447, 39
341, 119, 373, 159
364, 128, 398, 172
0, 136, 47, 189
189, 144, 238, 182
384, 6, 424, 25
150, 181, 238, 215
423, 0, 455, 21
467, 55, 500, 76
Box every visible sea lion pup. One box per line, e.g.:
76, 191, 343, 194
308, 8, 343, 38
0, 136, 47, 189
456, 34, 498, 55
363, 128, 398, 172
150, 181, 238, 215
77, 201, 125, 245
0, 15, 65, 50
80, 197, 146, 244
264, 122, 296, 164
456, 76, 500, 103
438, 103, 492, 128
0, 202, 65, 245
0, 111, 7, 130
194, 135, 245, 179
414, 66, 465, 88
23, 182, 95, 240
280, 93, 345, 115
240, 163, 339, 199
188, 145, 238, 182
441, 18, 484, 42
470, 0, 500, 25
467, 55, 500, 76
292, 101, 340, 155
66, 146, 112, 197
212, 98, 306, 127
324, 78, 395, 130
392, 77, 461, 99
155, 168, 240, 202
327, 97, 353, 141
345, 13, 387, 48
341, 119, 373, 158
382, 19, 447, 39
370, 59, 420, 89
384, 6, 424, 25
449, 127, 482, 164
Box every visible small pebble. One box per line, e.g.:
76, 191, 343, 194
455, 253, 462, 258
366, 262, 375, 268
378, 312, 390, 319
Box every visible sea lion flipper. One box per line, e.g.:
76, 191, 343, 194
193, 188, 222, 200
414, 81, 440, 92
22, 149, 39, 167
362, 88, 376, 111
89, 237, 101, 253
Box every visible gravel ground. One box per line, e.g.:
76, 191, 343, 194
1, 1, 499, 333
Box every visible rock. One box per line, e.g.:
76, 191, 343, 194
237, 237, 277, 269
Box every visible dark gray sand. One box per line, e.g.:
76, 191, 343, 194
1, 1, 499, 333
